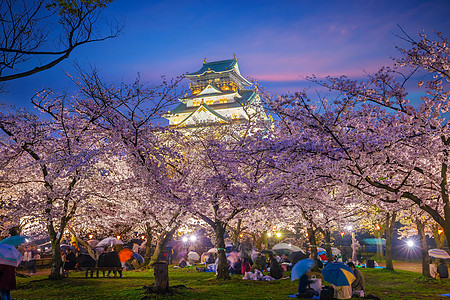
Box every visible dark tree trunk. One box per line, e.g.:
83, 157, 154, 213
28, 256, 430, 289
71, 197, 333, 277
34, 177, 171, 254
323, 229, 333, 263
215, 221, 230, 279
307, 227, 319, 270
416, 218, 431, 277
153, 262, 169, 293
48, 232, 63, 280
385, 212, 396, 271
144, 225, 154, 265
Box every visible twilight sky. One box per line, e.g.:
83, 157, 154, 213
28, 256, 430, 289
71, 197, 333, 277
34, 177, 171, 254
1, 0, 450, 108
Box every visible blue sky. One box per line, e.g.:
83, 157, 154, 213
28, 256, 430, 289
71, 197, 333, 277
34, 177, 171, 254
1, 0, 450, 108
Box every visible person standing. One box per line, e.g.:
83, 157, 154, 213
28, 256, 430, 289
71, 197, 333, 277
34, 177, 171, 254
0, 263, 16, 300
437, 259, 449, 279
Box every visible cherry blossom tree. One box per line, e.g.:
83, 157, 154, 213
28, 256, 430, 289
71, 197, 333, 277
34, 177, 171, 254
265, 30, 450, 254
0, 92, 106, 279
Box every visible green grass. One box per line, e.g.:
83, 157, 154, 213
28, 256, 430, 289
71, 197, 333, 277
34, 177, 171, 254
11, 267, 450, 299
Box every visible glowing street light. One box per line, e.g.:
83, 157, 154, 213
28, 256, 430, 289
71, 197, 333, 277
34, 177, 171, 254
406, 240, 414, 248
438, 228, 444, 235
116, 235, 121, 240
189, 235, 197, 242
88, 234, 94, 240
275, 232, 282, 238
346, 225, 353, 231
267, 232, 272, 237
140, 234, 146, 240
376, 224, 381, 231
182, 236, 188, 243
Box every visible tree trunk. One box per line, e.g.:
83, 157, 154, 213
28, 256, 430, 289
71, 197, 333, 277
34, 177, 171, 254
144, 225, 154, 265
49, 234, 63, 279
215, 221, 230, 280
153, 262, 169, 293
233, 219, 242, 246
385, 212, 396, 271
307, 227, 319, 270
323, 229, 333, 263
150, 227, 177, 266
432, 224, 446, 249
416, 218, 431, 277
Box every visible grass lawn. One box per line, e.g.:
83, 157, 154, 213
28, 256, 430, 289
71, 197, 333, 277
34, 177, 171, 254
11, 266, 450, 299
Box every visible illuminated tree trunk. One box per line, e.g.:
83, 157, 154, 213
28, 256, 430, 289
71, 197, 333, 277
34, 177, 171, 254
307, 227, 319, 270
150, 227, 177, 266
432, 224, 446, 249
233, 219, 242, 246
323, 229, 333, 263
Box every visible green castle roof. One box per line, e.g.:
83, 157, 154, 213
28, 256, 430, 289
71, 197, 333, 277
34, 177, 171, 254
186, 59, 237, 76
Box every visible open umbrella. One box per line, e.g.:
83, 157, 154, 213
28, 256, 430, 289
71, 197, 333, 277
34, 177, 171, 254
207, 248, 218, 253
87, 239, 99, 248
322, 262, 355, 286
272, 243, 304, 253
60, 244, 75, 251
429, 249, 450, 259
132, 253, 144, 263
291, 258, 316, 281
288, 251, 308, 265
0, 236, 28, 247
119, 248, 133, 262
188, 251, 200, 261
0, 244, 23, 267
96, 237, 124, 248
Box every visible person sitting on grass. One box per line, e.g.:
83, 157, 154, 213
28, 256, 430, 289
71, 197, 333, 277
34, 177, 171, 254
347, 262, 365, 297
250, 258, 262, 273
268, 253, 284, 279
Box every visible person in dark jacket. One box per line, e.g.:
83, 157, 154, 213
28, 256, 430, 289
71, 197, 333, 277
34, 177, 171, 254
0, 264, 16, 300
269, 254, 284, 279
438, 260, 449, 279
63, 249, 77, 275
105, 247, 122, 277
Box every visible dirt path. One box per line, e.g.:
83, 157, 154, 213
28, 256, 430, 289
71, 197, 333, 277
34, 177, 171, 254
377, 261, 422, 273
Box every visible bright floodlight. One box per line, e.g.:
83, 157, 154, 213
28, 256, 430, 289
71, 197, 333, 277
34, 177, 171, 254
267, 232, 272, 237
276, 232, 282, 238
406, 240, 414, 247
346, 225, 353, 231
189, 235, 197, 242
182, 236, 188, 242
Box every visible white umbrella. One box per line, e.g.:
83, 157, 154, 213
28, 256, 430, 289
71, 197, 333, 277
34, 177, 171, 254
0, 244, 23, 267
188, 251, 200, 261
96, 237, 124, 248
429, 248, 450, 259
332, 247, 341, 255
207, 248, 218, 253
272, 243, 304, 253
87, 239, 99, 248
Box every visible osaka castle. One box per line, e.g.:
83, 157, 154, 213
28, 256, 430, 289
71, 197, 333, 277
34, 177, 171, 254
163, 55, 267, 127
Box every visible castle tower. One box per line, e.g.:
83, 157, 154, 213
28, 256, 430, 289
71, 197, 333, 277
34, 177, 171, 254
163, 56, 267, 127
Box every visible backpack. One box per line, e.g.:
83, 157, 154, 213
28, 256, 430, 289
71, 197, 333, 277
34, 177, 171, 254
319, 286, 334, 300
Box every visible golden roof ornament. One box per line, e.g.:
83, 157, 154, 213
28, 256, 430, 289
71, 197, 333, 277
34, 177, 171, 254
233, 53, 236, 60
203, 58, 207, 64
